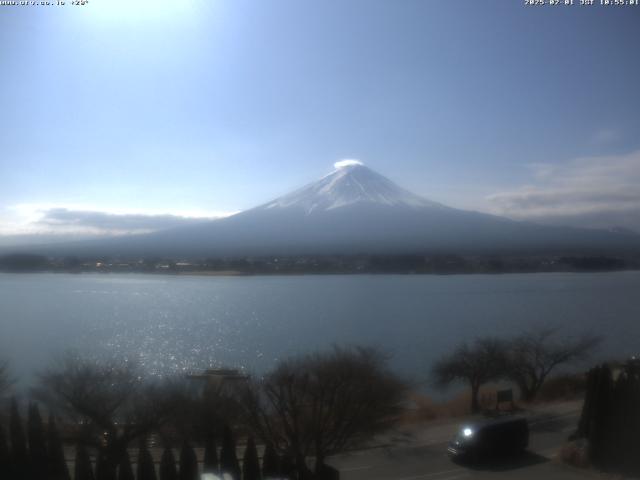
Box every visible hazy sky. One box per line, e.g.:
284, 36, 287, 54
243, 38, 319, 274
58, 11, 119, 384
1, 0, 639, 240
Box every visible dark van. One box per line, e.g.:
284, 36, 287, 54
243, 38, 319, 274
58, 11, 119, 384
447, 416, 529, 462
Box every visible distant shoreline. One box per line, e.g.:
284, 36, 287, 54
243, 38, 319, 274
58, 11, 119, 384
2, 251, 639, 276
2, 268, 640, 277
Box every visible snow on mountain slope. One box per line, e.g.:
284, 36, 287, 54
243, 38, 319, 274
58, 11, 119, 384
257, 161, 446, 214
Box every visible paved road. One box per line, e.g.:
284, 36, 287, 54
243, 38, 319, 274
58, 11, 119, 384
329, 408, 591, 480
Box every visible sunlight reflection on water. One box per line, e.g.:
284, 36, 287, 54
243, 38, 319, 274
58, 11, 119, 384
1, 272, 639, 390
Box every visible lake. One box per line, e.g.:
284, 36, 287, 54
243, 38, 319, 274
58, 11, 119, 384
1, 272, 639, 391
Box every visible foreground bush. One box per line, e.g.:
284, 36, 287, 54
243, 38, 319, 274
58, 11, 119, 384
536, 373, 586, 402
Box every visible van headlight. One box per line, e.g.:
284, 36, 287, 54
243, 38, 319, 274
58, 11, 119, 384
463, 428, 473, 437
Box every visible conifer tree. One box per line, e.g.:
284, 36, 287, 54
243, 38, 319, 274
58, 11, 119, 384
202, 434, 218, 474
242, 437, 260, 480
629, 363, 640, 473
159, 447, 178, 480
10, 398, 29, 480
220, 425, 241, 479
28, 403, 48, 479
47, 414, 71, 480
279, 453, 294, 480
0, 424, 10, 480
261, 444, 278, 479
178, 442, 198, 480
137, 445, 157, 480
588, 365, 613, 466
74, 444, 95, 480
95, 447, 116, 480
610, 372, 631, 468
579, 361, 640, 473
577, 367, 597, 438
117, 450, 135, 480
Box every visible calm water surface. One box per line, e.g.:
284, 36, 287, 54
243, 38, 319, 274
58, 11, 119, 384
1, 272, 639, 389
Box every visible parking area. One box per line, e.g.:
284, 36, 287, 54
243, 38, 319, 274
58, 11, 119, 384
330, 405, 590, 480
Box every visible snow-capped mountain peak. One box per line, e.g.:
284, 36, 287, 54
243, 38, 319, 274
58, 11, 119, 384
259, 161, 445, 215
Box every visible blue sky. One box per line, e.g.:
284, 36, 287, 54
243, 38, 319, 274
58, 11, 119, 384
1, 0, 639, 240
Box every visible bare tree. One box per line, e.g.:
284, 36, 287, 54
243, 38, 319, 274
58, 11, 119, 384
431, 338, 507, 414
239, 346, 407, 478
507, 328, 601, 401
33, 353, 184, 476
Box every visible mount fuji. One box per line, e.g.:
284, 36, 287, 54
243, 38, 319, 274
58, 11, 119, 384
257, 159, 446, 214
17, 161, 640, 258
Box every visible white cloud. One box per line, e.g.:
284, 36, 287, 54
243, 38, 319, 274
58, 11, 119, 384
487, 150, 640, 231
0, 204, 238, 237
334, 159, 364, 169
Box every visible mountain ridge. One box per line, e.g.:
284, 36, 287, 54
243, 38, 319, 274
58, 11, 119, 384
2, 162, 639, 258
